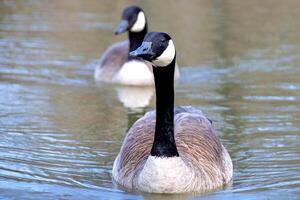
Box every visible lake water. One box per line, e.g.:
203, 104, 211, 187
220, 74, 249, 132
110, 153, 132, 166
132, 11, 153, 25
0, 0, 300, 199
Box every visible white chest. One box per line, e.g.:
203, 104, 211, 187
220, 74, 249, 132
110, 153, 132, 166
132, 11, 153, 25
136, 156, 195, 193
113, 60, 154, 86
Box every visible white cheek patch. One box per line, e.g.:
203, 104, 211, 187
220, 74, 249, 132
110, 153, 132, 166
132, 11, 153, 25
130, 12, 146, 32
152, 40, 176, 67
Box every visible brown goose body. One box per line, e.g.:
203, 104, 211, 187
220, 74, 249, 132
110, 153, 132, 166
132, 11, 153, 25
94, 40, 129, 82
113, 106, 232, 193
94, 40, 153, 85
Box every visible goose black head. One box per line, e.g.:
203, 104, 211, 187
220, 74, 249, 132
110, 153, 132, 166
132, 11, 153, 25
129, 32, 176, 67
115, 6, 147, 35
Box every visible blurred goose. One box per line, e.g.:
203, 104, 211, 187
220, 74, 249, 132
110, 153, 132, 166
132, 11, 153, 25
94, 6, 179, 85
112, 32, 233, 193
94, 6, 151, 85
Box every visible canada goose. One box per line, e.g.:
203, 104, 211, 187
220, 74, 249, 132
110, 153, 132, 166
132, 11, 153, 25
112, 32, 233, 193
94, 6, 179, 85
94, 6, 153, 85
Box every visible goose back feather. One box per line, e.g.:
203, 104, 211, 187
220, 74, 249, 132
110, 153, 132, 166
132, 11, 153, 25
94, 40, 129, 82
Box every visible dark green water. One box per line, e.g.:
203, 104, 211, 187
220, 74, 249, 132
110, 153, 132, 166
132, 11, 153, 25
0, 0, 300, 199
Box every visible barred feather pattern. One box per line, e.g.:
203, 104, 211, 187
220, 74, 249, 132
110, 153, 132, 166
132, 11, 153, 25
112, 106, 233, 193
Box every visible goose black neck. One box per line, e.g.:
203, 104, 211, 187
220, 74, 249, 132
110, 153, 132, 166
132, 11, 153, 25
150, 57, 179, 157
128, 25, 147, 60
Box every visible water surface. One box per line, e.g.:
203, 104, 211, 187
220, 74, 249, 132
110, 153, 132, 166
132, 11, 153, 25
0, 0, 300, 199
